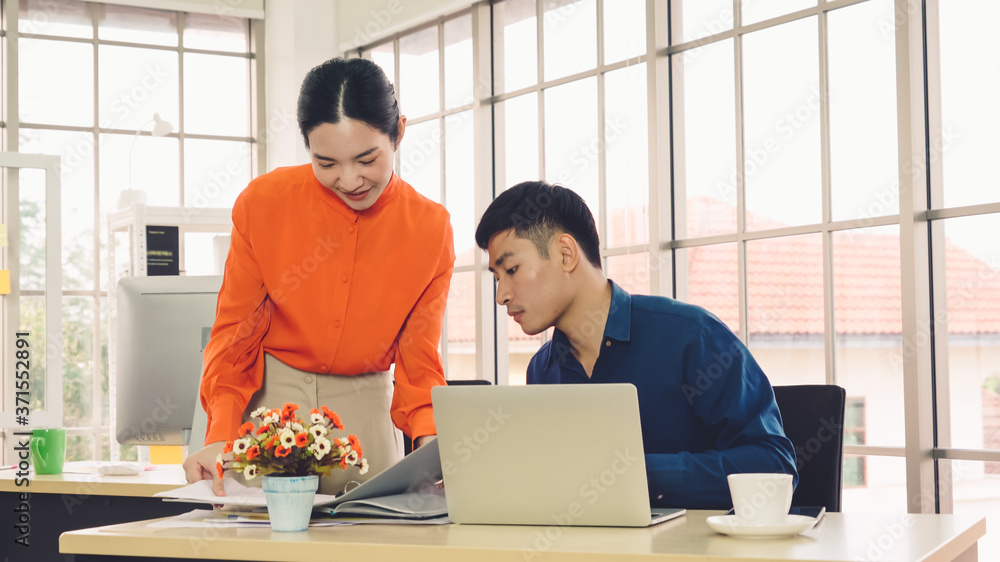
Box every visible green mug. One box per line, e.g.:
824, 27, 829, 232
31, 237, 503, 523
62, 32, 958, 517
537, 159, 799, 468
30, 428, 66, 475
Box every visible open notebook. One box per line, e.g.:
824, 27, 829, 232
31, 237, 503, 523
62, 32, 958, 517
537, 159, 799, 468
432, 383, 685, 527
157, 439, 445, 519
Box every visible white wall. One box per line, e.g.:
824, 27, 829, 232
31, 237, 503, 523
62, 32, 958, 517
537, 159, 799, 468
261, 0, 475, 171
262, 0, 338, 170
336, 0, 476, 53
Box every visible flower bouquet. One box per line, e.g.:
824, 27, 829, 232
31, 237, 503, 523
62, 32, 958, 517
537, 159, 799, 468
218, 402, 369, 480
216, 402, 368, 532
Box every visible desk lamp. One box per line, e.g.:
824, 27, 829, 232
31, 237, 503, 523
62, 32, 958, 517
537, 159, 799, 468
118, 112, 174, 208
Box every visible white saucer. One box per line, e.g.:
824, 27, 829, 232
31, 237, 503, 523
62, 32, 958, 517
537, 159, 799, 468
706, 514, 817, 538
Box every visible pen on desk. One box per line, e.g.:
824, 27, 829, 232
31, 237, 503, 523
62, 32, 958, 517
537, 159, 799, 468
0, 465, 18, 470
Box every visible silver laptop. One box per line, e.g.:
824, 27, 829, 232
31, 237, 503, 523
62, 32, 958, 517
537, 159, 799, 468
432, 383, 685, 527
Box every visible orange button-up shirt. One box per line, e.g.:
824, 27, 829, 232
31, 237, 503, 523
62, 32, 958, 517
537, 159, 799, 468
200, 165, 454, 445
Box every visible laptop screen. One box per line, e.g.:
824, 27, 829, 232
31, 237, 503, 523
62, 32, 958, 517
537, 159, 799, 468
432, 383, 661, 527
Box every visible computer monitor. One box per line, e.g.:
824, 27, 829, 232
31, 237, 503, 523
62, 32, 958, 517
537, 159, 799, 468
114, 275, 222, 446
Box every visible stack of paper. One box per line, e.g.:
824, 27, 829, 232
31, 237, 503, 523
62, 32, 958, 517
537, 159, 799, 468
155, 439, 448, 524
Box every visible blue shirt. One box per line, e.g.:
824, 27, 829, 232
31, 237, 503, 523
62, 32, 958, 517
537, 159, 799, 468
527, 281, 798, 509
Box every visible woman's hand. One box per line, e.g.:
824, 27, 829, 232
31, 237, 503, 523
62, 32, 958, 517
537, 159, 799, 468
182, 441, 229, 496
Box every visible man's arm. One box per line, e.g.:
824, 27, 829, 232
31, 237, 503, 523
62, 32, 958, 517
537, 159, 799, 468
647, 326, 797, 510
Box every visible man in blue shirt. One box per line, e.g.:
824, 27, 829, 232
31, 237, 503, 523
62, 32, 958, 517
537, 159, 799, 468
474, 180, 797, 509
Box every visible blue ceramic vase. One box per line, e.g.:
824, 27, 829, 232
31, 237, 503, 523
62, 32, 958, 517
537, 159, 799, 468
261, 474, 319, 532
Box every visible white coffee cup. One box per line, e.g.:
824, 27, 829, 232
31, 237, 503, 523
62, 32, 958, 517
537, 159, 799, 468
727, 473, 794, 526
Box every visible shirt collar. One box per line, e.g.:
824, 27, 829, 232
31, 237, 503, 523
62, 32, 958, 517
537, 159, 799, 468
604, 279, 632, 343
544, 279, 632, 369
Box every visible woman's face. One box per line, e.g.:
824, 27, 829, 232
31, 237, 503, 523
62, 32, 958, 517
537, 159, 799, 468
307, 117, 405, 211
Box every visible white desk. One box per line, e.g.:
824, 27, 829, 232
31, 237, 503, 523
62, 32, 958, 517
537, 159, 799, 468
1, 462, 189, 562
0, 461, 187, 497
60, 510, 986, 562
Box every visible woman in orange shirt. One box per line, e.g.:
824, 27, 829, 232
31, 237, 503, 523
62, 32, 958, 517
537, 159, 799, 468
182, 57, 455, 496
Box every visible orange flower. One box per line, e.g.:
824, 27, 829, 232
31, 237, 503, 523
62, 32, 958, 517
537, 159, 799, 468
275, 445, 291, 458
295, 432, 309, 447
280, 402, 299, 422
256, 424, 269, 436
348, 434, 363, 457
246, 445, 260, 461
222, 441, 234, 454
322, 406, 344, 430
216, 461, 224, 480
238, 421, 254, 437
265, 436, 277, 450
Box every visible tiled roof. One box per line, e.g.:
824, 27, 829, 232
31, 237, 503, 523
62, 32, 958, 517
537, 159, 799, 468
447, 197, 1000, 343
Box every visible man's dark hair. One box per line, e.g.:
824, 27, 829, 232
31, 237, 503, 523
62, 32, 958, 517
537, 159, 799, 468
297, 57, 401, 148
475, 181, 602, 269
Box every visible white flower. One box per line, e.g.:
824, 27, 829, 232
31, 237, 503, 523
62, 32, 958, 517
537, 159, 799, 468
311, 412, 325, 424
243, 464, 259, 479
279, 428, 295, 448
345, 450, 360, 465
233, 438, 251, 455
263, 413, 278, 425
336, 437, 350, 447
291, 422, 304, 433
309, 424, 327, 439
359, 459, 369, 475
310, 436, 331, 460
216, 454, 224, 466
250, 407, 268, 419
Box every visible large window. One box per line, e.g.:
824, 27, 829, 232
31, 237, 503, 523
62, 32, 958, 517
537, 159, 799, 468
352, 3, 1000, 555
5, 0, 259, 463
669, 4, 999, 556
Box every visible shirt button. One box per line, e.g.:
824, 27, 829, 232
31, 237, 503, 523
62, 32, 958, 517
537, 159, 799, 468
605, 340, 611, 347
303, 375, 313, 384
341, 275, 348, 283
334, 320, 341, 328
348, 226, 355, 233
657, 494, 663, 501
320, 365, 327, 371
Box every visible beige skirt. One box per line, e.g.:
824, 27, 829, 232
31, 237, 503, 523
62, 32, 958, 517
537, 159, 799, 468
236, 353, 403, 496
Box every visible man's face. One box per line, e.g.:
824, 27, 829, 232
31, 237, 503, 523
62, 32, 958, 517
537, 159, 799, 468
487, 229, 569, 336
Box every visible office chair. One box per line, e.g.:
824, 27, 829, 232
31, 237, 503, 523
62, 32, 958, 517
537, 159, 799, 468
403, 378, 492, 455
772, 384, 847, 512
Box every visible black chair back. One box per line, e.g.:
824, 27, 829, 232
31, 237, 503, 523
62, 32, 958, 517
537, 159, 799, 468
772, 384, 846, 512
403, 379, 492, 455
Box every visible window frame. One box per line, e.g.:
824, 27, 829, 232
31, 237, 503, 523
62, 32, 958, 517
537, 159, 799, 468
342, 0, 1000, 513
1, 0, 263, 464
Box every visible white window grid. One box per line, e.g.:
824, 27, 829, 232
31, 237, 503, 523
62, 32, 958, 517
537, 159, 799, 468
0, 0, 263, 463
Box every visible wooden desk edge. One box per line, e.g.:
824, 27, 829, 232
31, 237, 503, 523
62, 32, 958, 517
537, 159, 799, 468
924, 516, 987, 562
59, 512, 991, 562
